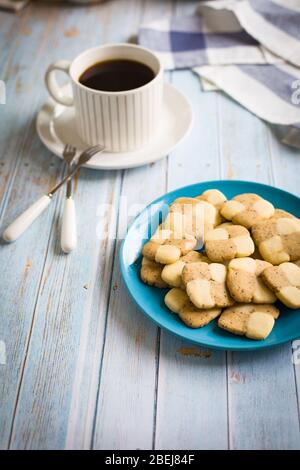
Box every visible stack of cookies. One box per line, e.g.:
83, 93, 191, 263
140, 190, 300, 341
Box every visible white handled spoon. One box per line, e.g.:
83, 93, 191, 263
60, 144, 77, 254
3, 145, 104, 243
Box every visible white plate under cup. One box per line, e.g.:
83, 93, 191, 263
36, 82, 193, 170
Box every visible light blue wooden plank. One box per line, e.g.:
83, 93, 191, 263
167, 71, 221, 187
0, 2, 93, 215
91, 0, 175, 451
0, 5, 71, 449
265, 125, 300, 432
228, 347, 300, 449
157, 339, 228, 450
154, 0, 228, 450
0, 147, 63, 449
7, 0, 151, 450
0, 10, 20, 72
217, 94, 273, 183
217, 92, 300, 449
0, 5, 60, 212
266, 126, 300, 197
93, 162, 167, 450
294, 340, 300, 415
0, 176, 68, 437
0, 1, 118, 449
9, 169, 122, 450
155, 71, 228, 451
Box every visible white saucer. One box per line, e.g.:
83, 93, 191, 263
36, 83, 193, 170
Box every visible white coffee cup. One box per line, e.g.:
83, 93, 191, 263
45, 43, 163, 152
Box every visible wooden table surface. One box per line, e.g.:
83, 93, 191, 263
0, 0, 300, 450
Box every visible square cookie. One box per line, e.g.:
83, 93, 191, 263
196, 189, 227, 226
218, 304, 280, 340
140, 257, 168, 288
142, 226, 197, 265
221, 193, 274, 229
261, 262, 300, 309
161, 251, 210, 287
165, 288, 222, 328
251, 209, 300, 265
226, 258, 276, 303
205, 223, 254, 262
182, 261, 234, 309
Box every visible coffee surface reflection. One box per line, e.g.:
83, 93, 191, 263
79, 59, 155, 92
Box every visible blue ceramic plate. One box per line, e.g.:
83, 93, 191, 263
120, 180, 300, 351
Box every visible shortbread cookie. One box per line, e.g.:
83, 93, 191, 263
197, 189, 227, 210
140, 257, 168, 288
161, 251, 210, 287
205, 223, 255, 262
251, 209, 300, 265
170, 197, 219, 238
261, 262, 300, 309
226, 258, 276, 303
162, 201, 199, 238
218, 304, 280, 340
221, 193, 274, 229
142, 227, 197, 265
196, 189, 227, 225
142, 197, 217, 264
164, 288, 221, 328
182, 261, 234, 308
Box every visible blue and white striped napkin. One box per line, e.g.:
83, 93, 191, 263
139, 0, 300, 148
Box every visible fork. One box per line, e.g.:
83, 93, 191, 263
3, 144, 104, 243
61, 144, 77, 253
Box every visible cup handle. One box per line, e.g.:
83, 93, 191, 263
45, 60, 74, 107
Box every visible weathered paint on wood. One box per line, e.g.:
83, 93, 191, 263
0, 0, 299, 451
6, 0, 139, 450
155, 70, 228, 451
92, 0, 174, 451
218, 91, 300, 449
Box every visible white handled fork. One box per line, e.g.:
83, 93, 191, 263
3, 145, 104, 243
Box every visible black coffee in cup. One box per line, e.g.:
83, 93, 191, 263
79, 59, 155, 92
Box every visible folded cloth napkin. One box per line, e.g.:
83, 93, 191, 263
0, 0, 30, 11
139, 0, 300, 148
